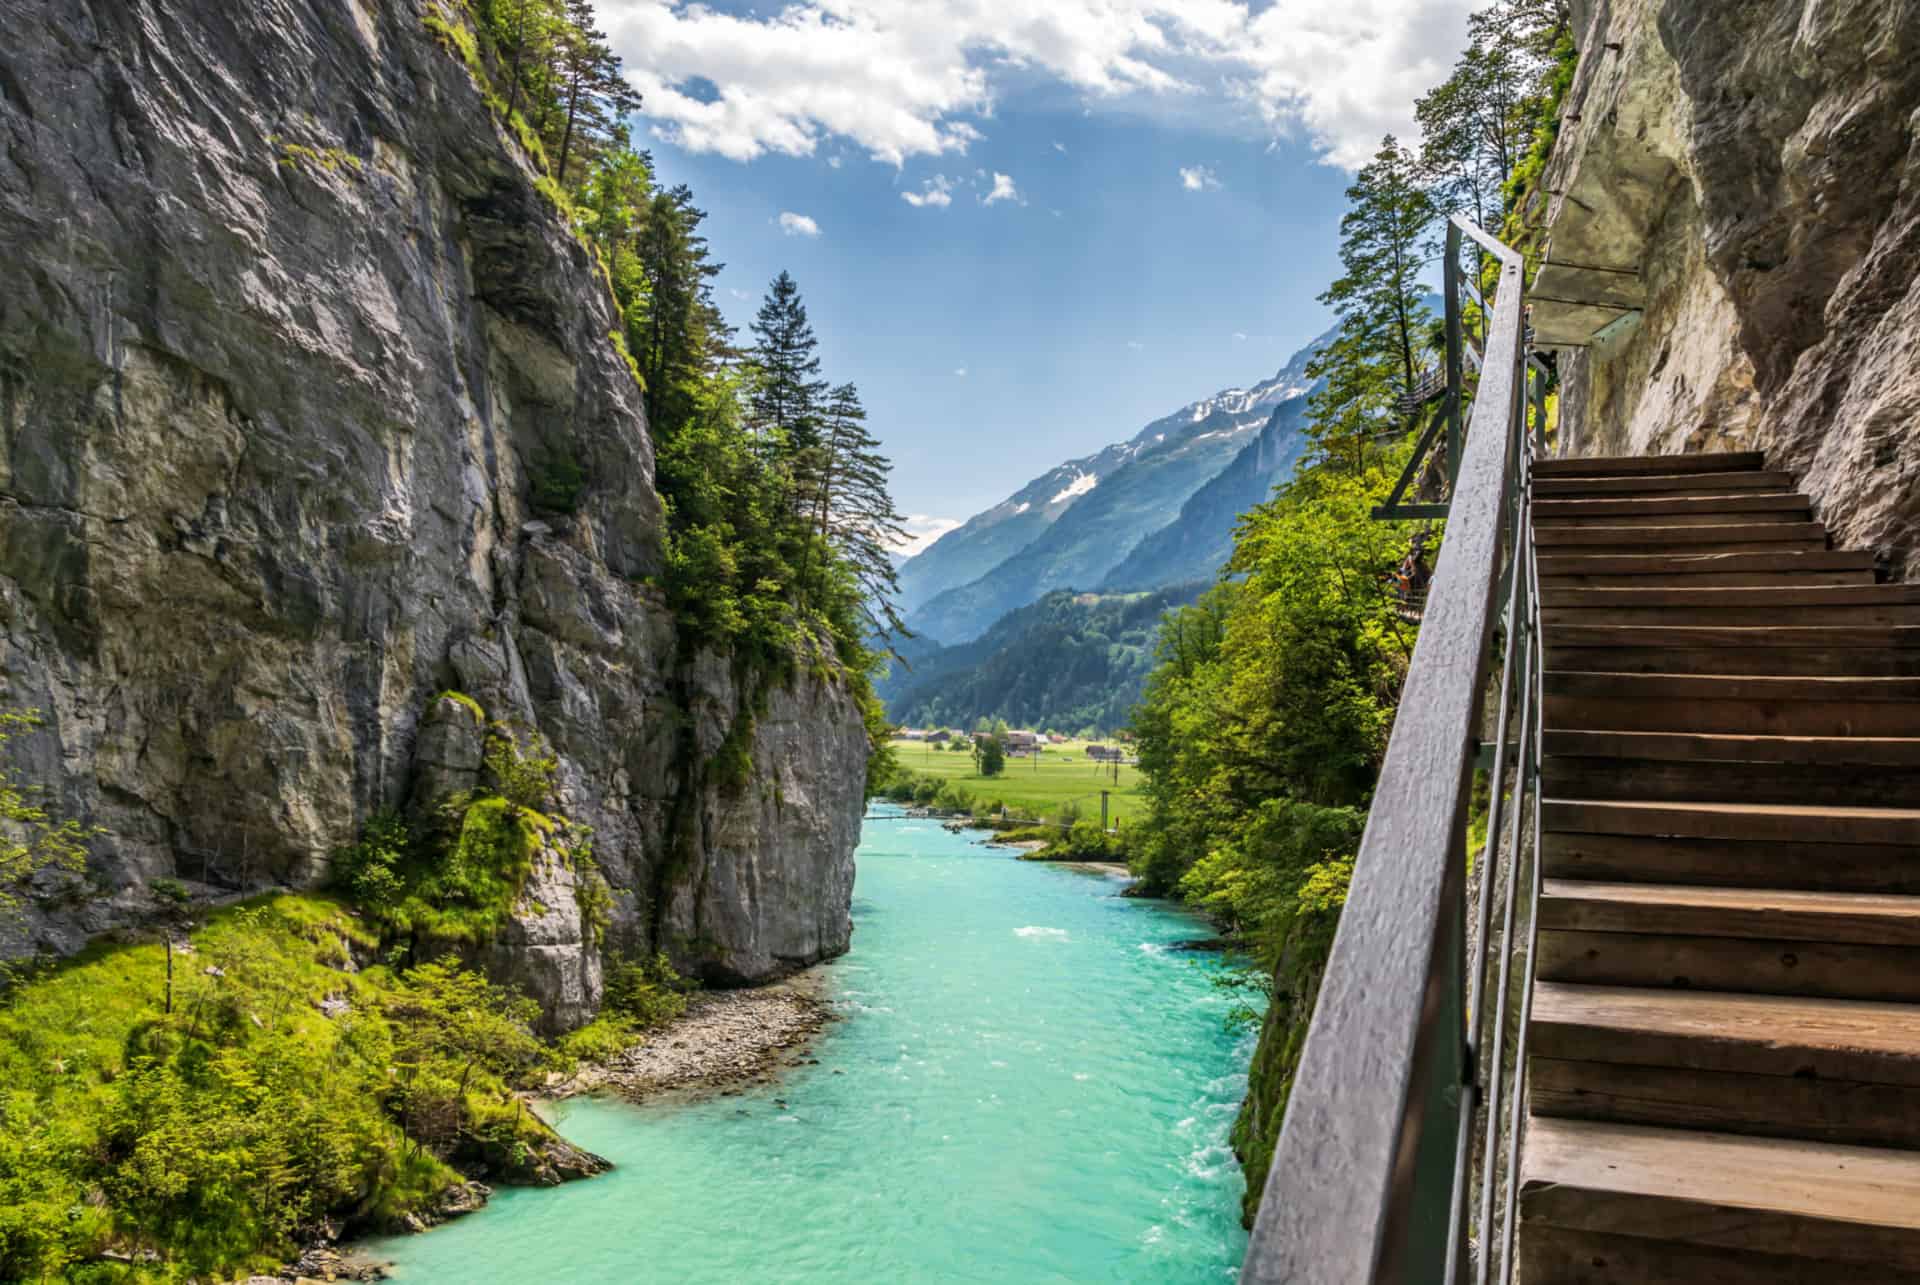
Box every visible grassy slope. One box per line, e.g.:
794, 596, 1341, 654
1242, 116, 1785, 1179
886, 739, 1148, 824
0, 894, 556, 1282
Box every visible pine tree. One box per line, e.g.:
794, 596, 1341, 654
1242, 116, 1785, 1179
631, 184, 729, 435
1305, 136, 1436, 471
810, 382, 908, 643
552, 0, 641, 184
749, 271, 828, 454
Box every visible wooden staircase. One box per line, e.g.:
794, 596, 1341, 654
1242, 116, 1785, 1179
1518, 451, 1920, 1281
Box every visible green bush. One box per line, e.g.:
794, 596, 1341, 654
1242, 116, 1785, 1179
603, 952, 690, 1029
0, 896, 566, 1281
528, 445, 586, 514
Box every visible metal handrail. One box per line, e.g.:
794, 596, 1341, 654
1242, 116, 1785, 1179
1240, 215, 1548, 1283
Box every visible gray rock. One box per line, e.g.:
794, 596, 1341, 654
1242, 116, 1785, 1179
1535, 0, 1920, 579
0, 0, 867, 1023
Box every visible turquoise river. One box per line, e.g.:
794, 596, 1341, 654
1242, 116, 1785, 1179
369, 807, 1255, 1282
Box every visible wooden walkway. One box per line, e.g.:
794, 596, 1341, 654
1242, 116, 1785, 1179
1520, 451, 1920, 1281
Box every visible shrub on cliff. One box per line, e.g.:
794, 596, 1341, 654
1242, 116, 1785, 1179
0, 896, 565, 1281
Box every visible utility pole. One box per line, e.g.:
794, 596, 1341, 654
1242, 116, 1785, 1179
1101, 790, 1110, 833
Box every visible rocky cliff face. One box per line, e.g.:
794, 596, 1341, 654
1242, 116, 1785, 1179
1536, 0, 1920, 579
0, 0, 867, 1025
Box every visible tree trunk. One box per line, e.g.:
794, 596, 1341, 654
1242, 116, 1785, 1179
556, 72, 583, 182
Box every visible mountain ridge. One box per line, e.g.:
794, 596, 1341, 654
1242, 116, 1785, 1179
900, 329, 1331, 643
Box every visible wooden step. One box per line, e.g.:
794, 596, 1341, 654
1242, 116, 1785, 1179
1530, 986, 1920, 1148
1539, 549, 1876, 578
1545, 799, 1920, 846
1530, 982, 1920, 1086
1541, 549, 1877, 591
1537, 882, 1920, 1001
1520, 1120, 1920, 1273
1550, 647, 1920, 678
1534, 452, 1769, 477
1548, 604, 1920, 628
1545, 758, 1920, 808
1535, 522, 1828, 549
1542, 730, 1920, 766
1546, 585, 1920, 610
1544, 569, 1875, 590
1544, 584, 1920, 628
1539, 881, 1920, 946
1545, 672, 1920, 737
1536, 510, 1810, 531
1533, 469, 1797, 497
1544, 832, 1920, 894
1521, 1223, 1920, 1285
1535, 493, 1814, 520
1547, 625, 1920, 677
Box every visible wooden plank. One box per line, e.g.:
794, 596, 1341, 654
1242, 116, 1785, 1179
1542, 731, 1920, 766
1546, 584, 1920, 609
1541, 757, 1920, 808
1547, 602, 1920, 626
1535, 522, 1828, 547
1533, 469, 1796, 496
1530, 982, 1920, 1084
1546, 672, 1920, 704
1535, 493, 1813, 518
1548, 623, 1920, 649
1534, 452, 1769, 477
1547, 693, 1920, 735
1540, 880, 1920, 944
1519, 1225, 1920, 1285
1537, 928, 1920, 1001
1547, 645, 1920, 677
1530, 1058, 1920, 1154
1521, 1118, 1920, 1267
1545, 798, 1920, 846
1537, 550, 1875, 576
1535, 509, 1809, 528
1543, 570, 1874, 590
1542, 832, 1920, 893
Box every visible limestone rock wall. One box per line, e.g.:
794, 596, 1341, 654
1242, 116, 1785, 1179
0, 0, 866, 1024
1541, 0, 1920, 578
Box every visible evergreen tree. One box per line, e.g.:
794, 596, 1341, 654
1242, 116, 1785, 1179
749, 271, 828, 454
1415, 0, 1566, 230
552, 0, 641, 183
1304, 136, 1436, 471
631, 184, 729, 434
811, 382, 908, 643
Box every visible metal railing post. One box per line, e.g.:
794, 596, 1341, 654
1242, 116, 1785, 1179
1444, 223, 1465, 497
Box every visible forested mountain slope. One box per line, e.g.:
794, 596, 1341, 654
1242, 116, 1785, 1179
881, 586, 1205, 734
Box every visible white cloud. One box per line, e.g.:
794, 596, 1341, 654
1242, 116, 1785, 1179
778, 211, 821, 237
892, 514, 964, 557
599, 0, 1473, 172
954, 367, 968, 377
1180, 164, 1221, 191
982, 172, 1021, 206
1233, 331, 1249, 341
1126, 340, 1145, 351
901, 175, 955, 207
1053, 141, 1069, 153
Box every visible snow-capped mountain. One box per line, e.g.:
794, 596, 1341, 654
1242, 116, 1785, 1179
900, 326, 1333, 644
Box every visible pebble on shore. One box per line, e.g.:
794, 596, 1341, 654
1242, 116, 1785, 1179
552, 970, 836, 1103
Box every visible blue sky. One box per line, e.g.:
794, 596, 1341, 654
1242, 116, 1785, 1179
601, 0, 1476, 541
